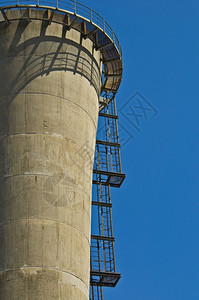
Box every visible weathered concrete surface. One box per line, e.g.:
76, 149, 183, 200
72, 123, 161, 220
0, 10, 101, 300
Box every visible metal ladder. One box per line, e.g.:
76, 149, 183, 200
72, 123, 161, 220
90, 95, 125, 300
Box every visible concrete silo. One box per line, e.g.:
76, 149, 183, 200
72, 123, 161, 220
0, 1, 123, 299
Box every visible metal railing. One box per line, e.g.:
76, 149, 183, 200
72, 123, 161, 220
0, 0, 122, 56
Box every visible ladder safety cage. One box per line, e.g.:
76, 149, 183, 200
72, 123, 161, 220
90, 94, 125, 300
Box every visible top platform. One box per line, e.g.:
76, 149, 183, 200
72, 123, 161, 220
0, 0, 123, 98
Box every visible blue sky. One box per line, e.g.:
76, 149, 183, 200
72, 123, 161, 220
0, 1, 198, 299
83, 0, 199, 299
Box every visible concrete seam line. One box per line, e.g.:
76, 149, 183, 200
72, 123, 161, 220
0, 173, 92, 200
0, 267, 89, 291
0, 218, 90, 243
0, 132, 94, 162
2, 91, 99, 129
24, 91, 99, 129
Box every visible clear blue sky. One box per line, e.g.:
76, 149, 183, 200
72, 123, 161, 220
84, 0, 199, 299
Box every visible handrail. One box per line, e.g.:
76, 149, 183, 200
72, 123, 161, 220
0, 0, 122, 57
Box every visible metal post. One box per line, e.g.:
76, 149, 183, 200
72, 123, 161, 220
113, 31, 115, 44
74, 1, 76, 14
90, 8, 92, 22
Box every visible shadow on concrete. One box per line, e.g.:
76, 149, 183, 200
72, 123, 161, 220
0, 19, 101, 106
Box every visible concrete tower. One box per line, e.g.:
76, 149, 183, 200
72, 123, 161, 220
0, 1, 122, 299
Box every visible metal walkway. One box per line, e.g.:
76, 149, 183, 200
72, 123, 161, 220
0, 0, 123, 100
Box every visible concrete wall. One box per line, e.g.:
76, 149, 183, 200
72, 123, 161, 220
0, 10, 101, 299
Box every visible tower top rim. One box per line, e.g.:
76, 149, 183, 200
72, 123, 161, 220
0, 0, 123, 98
